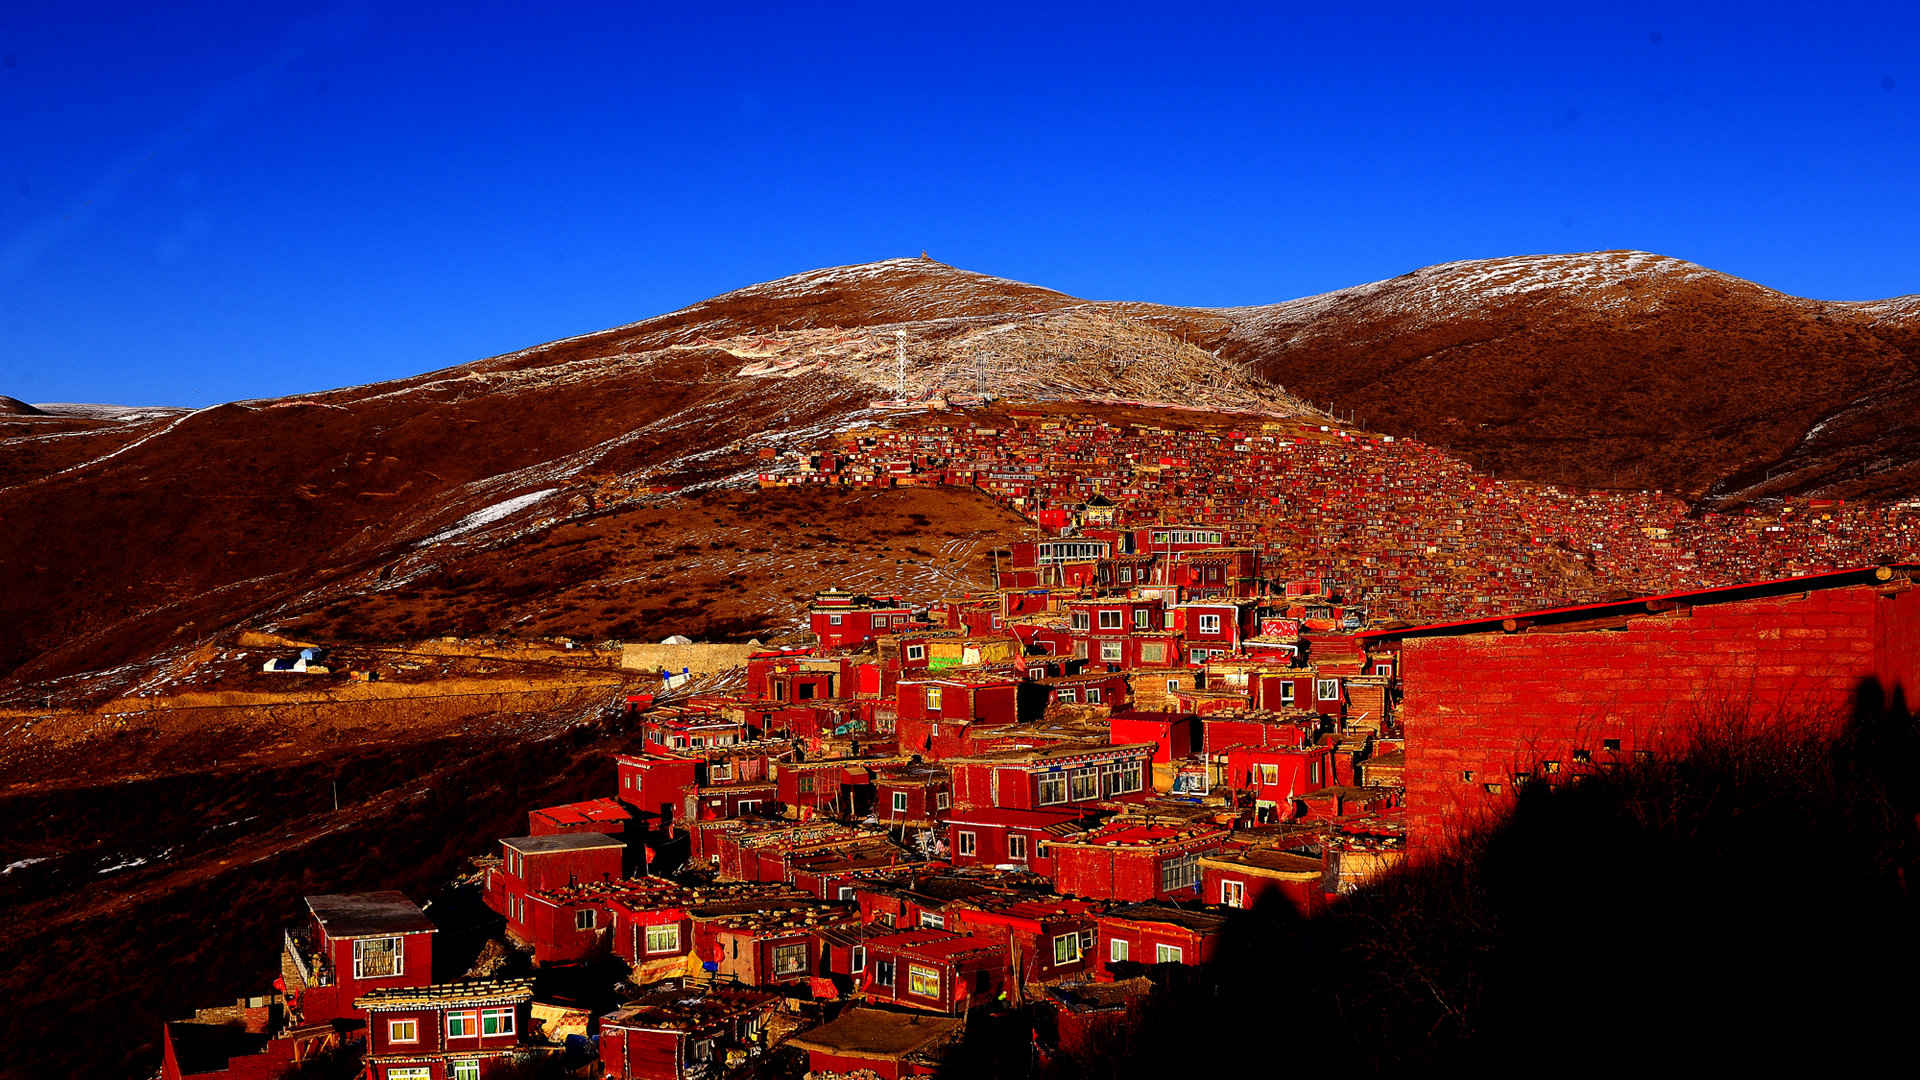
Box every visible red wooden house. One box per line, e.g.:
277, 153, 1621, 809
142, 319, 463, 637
945, 740, 1153, 813
1200, 712, 1314, 757
614, 754, 701, 830
486, 833, 624, 954
810, 589, 917, 649
1094, 903, 1228, 975
776, 756, 900, 819
598, 984, 781, 1080
1199, 847, 1327, 915
1037, 979, 1153, 1064
944, 805, 1087, 876
1169, 600, 1256, 663
1043, 819, 1230, 902
858, 929, 1009, 1014
874, 763, 952, 830
528, 797, 632, 839
1220, 743, 1334, 823
160, 1003, 295, 1080
893, 673, 1021, 759
1106, 710, 1197, 767
948, 895, 1100, 986
691, 902, 859, 987
355, 978, 541, 1080
1034, 672, 1133, 710
282, 892, 436, 1026
640, 710, 748, 754
787, 1007, 962, 1080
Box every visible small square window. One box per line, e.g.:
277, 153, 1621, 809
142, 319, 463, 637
1603, 738, 1622, 752
1542, 760, 1561, 776
1483, 782, 1503, 795
1572, 749, 1592, 763
574, 908, 596, 930
1460, 769, 1474, 782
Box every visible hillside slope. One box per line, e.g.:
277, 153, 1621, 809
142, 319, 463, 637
1185, 251, 1920, 500
0, 261, 1297, 686
5, 252, 1916, 685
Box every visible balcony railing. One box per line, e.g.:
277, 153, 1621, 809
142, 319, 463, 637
283, 927, 332, 989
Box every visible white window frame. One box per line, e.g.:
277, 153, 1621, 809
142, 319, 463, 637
892, 791, 909, 814
1134, 608, 1152, 628
1155, 943, 1184, 964
574, 908, 596, 931
447, 1011, 477, 1039
1222, 880, 1246, 908
708, 760, 733, 782
1053, 932, 1083, 964
388, 1019, 418, 1044
1036, 773, 1069, 805
920, 910, 946, 929
1317, 678, 1340, 700
480, 1007, 515, 1036
1068, 767, 1100, 801
925, 687, 943, 710
1086, 687, 1103, 704
850, 945, 866, 973
1197, 613, 1222, 634
1058, 688, 1077, 703
451, 1061, 481, 1080
1110, 938, 1129, 963
1070, 610, 1090, 630
907, 963, 941, 997
389, 1069, 432, 1080
1140, 641, 1166, 664
1008, 833, 1029, 861
1190, 648, 1209, 664
645, 922, 681, 955
1099, 641, 1122, 663
828, 614, 843, 625
1159, 853, 1200, 893
1098, 610, 1124, 630
907, 644, 926, 661
957, 830, 976, 856
352, 936, 403, 980
1279, 682, 1295, 706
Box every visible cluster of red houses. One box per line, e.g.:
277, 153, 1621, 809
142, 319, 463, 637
157, 478, 1920, 1080
759, 410, 1920, 625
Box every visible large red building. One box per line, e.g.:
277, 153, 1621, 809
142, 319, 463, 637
1369, 566, 1920, 852
283, 892, 437, 1026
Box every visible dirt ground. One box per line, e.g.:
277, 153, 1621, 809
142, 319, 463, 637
274, 485, 1027, 645
0, 679, 655, 1080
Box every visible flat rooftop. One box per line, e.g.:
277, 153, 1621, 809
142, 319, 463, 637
305, 891, 436, 938
787, 1006, 962, 1058
502, 832, 626, 854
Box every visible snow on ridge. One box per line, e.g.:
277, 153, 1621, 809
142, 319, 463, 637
423, 488, 558, 544
1216, 251, 1728, 341
31, 402, 192, 421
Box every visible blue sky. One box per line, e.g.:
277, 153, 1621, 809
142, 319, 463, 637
2, 4, 1915, 406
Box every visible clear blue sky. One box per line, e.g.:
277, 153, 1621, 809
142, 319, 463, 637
2, 4, 1915, 406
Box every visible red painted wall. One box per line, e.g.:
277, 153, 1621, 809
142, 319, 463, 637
1400, 585, 1917, 852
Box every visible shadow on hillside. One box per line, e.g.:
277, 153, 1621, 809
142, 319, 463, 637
1017, 680, 1920, 1077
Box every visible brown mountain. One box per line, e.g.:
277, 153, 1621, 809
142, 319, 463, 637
3, 253, 1915, 688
